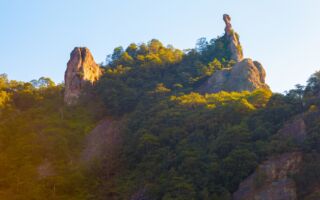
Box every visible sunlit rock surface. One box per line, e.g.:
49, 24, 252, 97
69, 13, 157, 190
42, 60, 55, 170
233, 152, 303, 200
64, 47, 102, 105
223, 14, 243, 62
200, 58, 269, 93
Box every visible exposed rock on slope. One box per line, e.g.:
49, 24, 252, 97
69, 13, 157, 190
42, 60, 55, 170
37, 159, 55, 179
64, 47, 102, 105
277, 115, 307, 144
200, 59, 269, 93
80, 118, 124, 199
81, 118, 123, 165
233, 152, 303, 200
223, 14, 243, 62
233, 113, 309, 200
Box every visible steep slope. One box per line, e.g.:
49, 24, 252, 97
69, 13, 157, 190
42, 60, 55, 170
233, 110, 320, 200
81, 118, 123, 165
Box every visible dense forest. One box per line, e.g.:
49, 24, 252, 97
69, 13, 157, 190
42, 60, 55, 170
1, 35, 320, 200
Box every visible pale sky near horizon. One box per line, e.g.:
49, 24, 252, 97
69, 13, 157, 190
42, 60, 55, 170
1, 0, 320, 93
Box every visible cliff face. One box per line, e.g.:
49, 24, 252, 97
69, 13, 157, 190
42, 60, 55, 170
200, 15, 269, 94
233, 152, 303, 200
200, 59, 269, 93
64, 47, 102, 105
233, 113, 309, 200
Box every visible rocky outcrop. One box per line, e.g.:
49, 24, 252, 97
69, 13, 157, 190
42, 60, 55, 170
223, 14, 243, 62
199, 15, 269, 94
200, 58, 269, 93
64, 47, 102, 105
233, 152, 303, 200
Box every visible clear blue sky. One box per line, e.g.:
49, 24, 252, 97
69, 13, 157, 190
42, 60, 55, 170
1, 0, 320, 92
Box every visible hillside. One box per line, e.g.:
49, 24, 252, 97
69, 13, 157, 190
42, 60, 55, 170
1, 15, 320, 200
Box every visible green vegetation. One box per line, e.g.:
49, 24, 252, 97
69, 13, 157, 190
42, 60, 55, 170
1, 34, 320, 200
0, 75, 103, 199
97, 37, 235, 117
102, 86, 304, 199
89, 37, 316, 199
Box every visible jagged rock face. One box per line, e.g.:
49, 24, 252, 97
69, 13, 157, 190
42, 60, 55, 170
199, 59, 269, 93
223, 14, 243, 62
64, 47, 102, 105
233, 152, 303, 200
